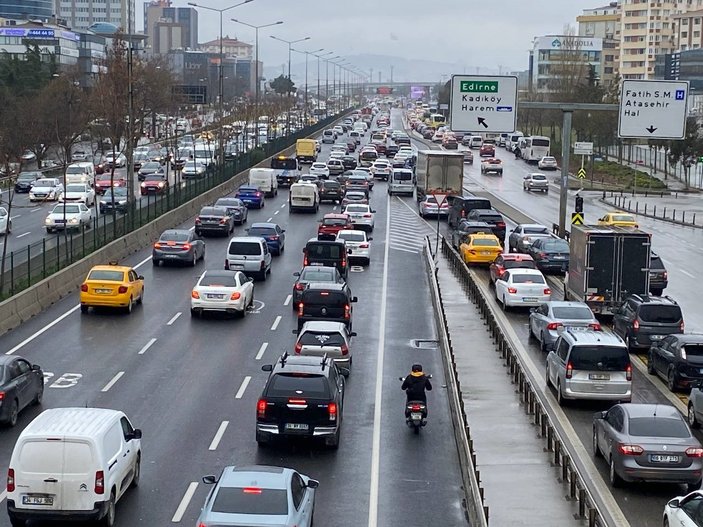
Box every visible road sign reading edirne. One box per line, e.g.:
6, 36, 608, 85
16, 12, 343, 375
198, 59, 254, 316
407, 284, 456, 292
618, 79, 689, 140
449, 75, 518, 133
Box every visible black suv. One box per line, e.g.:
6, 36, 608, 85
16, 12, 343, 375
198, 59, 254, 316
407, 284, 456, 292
256, 353, 346, 448
319, 180, 343, 204
447, 196, 492, 228
450, 220, 494, 249
303, 238, 351, 279
648, 334, 703, 391
465, 208, 507, 242
613, 295, 684, 351
297, 283, 357, 330
649, 252, 668, 296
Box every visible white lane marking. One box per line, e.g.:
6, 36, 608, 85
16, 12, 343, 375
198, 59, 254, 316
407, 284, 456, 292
255, 342, 268, 360
134, 255, 151, 269
171, 482, 198, 522
16, 232, 30, 238
101, 371, 125, 392
280, 203, 286, 209
30, 207, 41, 212
0, 490, 5, 503
266, 217, 273, 222
235, 376, 251, 399
10, 215, 20, 220
270, 315, 282, 331
284, 294, 292, 306
681, 269, 695, 279
166, 312, 182, 325
208, 420, 229, 450
368, 191, 391, 527
189, 226, 195, 231
138, 337, 157, 355
274, 210, 279, 215
6, 305, 81, 355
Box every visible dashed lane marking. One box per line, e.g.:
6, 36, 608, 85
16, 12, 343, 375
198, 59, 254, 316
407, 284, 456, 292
16, 232, 30, 238
101, 371, 124, 392
266, 217, 273, 222
171, 482, 198, 522
255, 342, 268, 360
270, 315, 282, 331
235, 376, 251, 399
138, 338, 157, 355
284, 294, 292, 306
208, 421, 229, 450
167, 312, 182, 325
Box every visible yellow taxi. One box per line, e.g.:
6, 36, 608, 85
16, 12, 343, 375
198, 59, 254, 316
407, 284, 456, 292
200, 131, 215, 142
597, 212, 639, 228
80, 262, 145, 314
459, 233, 503, 265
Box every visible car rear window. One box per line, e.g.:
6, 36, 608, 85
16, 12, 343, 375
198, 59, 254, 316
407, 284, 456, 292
248, 227, 275, 236
541, 240, 569, 252
471, 239, 500, 247
300, 269, 336, 282
306, 243, 342, 259
628, 417, 690, 438
267, 373, 330, 398
523, 226, 550, 234
613, 215, 635, 222
477, 214, 503, 223
215, 199, 242, 207
88, 270, 125, 281
211, 487, 288, 515
552, 306, 594, 320
323, 218, 348, 226
19, 441, 64, 473
159, 232, 189, 242
200, 273, 238, 287
638, 305, 682, 323
228, 242, 262, 256
303, 291, 346, 306
504, 260, 536, 270
569, 346, 629, 371
393, 172, 412, 181
531, 174, 547, 181
299, 331, 346, 346
512, 274, 545, 284
345, 205, 367, 213
338, 232, 365, 242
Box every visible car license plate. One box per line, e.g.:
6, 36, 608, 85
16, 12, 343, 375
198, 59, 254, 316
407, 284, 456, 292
522, 297, 538, 302
481, 251, 492, 255
95, 288, 111, 294
650, 335, 663, 341
165, 254, 178, 258
285, 423, 309, 431
22, 495, 53, 506
207, 294, 224, 299
232, 264, 244, 270
589, 373, 610, 381
651, 454, 679, 463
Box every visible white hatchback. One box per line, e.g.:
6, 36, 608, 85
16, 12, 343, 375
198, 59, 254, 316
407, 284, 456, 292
336, 229, 371, 265
495, 268, 552, 309
310, 162, 330, 179
342, 204, 375, 232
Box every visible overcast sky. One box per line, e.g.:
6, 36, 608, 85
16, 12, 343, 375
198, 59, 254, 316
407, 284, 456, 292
140, 0, 604, 72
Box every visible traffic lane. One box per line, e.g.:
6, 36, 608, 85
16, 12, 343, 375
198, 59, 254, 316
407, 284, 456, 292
469, 267, 689, 527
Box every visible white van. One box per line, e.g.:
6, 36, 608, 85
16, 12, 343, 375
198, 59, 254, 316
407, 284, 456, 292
7, 407, 142, 526
289, 182, 319, 213
65, 162, 95, 186
506, 132, 524, 152
469, 136, 483, 149
249, 167, 278, 197
388, 168, 415, 196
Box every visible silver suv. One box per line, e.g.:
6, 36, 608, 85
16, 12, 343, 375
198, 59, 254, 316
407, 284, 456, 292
546, 329, 632, 406
225, 236, 272, 281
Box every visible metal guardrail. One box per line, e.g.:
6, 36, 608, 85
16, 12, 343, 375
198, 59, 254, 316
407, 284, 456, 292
439, 236, 625, 527
604, 193, 701, 229
0, 112, 349, 299
422, 238, 489, 527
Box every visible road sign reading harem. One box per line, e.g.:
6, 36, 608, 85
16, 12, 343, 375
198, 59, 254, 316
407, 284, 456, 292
449, 75, 517, 134
618, 79, 689, 140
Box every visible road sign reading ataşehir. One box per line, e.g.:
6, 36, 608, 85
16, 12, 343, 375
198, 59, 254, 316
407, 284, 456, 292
618, 79, 689, 140
449, 75, 517, 134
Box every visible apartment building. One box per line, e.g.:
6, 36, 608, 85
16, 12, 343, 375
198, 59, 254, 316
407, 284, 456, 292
672, 8, 703, 49
55, 0, 136, 32
577, 2, 621, 84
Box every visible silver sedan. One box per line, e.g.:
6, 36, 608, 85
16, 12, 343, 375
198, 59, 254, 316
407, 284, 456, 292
523, 173, 549, 193
529, 301, 600, 351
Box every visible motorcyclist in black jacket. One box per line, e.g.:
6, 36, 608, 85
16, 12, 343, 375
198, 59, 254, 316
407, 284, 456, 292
401, 364, 432, 412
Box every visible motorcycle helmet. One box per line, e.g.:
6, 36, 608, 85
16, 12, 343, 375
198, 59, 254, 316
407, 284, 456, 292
411, 364, 423, 373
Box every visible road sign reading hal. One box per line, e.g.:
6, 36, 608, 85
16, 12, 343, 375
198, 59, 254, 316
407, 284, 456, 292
449, 75, 518, 133
618, 79, 689, 140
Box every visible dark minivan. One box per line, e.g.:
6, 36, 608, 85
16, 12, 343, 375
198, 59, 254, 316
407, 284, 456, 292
303, 238, 351, 279
297, 283, 357, 330
448, 196, 492, 228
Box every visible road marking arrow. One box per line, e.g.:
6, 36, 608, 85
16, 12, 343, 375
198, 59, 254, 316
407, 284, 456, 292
646, 125, 658, 134
477, 117, 488, 129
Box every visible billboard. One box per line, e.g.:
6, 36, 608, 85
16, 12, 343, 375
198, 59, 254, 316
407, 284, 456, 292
410, 85, 427, 100
536, 35, 602, 52
376, 86, 393, 95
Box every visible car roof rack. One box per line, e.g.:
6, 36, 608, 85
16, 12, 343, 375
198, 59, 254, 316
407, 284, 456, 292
279, 351, 289, 367
320, 353, 329, 370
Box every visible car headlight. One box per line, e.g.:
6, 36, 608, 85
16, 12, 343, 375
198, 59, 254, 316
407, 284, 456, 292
69, 218, 79, 224
44, 218, 51, 225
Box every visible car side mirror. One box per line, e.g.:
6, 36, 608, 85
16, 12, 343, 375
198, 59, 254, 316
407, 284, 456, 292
32, 364, 41, 371
529, 308, 536, 313
138, 275, 144, 281
307, 479, 320, 489
367, 237, 373, 241
350, 331, 357, 337
595, 410, 608, 420
281, 229, 286, 233
351, 296, 358, 303
202, 475, 217, 485
293, 272, 301, 277
261, 364, 273, 372
132, 429, 142, 440
291, 329, 299, 335
667, 498, 680, 509
248, 277, 254, 282
371, 209, 377, 213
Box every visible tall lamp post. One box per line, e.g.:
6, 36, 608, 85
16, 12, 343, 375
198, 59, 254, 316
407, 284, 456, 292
325, 56, 341, 117
188, 0, 253, 177
313, 51, 334, 118
231, 18, 283, 148
270, 34, 311, 135
291, 47, 323, 126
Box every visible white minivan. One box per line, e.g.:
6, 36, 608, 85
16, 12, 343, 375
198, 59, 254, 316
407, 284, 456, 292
248, 167, 278, 197
289, 182, 319, 213
65, 162, 96, 186
388, 168, 415, 196
7, 407, 142, 527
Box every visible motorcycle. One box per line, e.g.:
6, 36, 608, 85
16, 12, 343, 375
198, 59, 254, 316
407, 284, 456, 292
399, 375, 432, 434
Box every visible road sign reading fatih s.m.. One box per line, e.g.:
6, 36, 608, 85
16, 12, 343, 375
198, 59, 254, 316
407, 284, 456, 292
449, 75, 518, 134
577, 167, 587, 179
618, 79, 689, 140
571, 212, 584, 225
574, 142, 593, 155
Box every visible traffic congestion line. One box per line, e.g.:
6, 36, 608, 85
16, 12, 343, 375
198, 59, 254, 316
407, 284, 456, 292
137, 337, 157, 355
171, 482, 198, 523
101, 371, 125, 392
208, 420, 229, 451
255, 342, 268, 360
235, 376, 251, 399
166, 312, 182, 325
270, 315, 282, 331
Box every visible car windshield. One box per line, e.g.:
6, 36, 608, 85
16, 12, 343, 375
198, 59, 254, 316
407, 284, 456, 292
683, 344, 703, 357
267, 373, 330, 398
345, 205, 367, 213
228, 242, 261, 256
552, 306, 593, 319
338, 232, 365, 242
35, 180, 54, 187
66, 185, 86, 192
159, 231, 189, 242
87, 270, 124, 281
53, 204, 80, 214
568, 346, 629, 371
299, 331, 346, 346
471, 239, 499, 247
512, 274, 545, 284
200, 273, 238, 287
628, 417, 690, 438
637, 305, 682, 323
211, 487, 288, 515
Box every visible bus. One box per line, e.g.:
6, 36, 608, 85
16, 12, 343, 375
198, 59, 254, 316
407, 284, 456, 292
270, 155, 299, 187
521, 136, 550, 164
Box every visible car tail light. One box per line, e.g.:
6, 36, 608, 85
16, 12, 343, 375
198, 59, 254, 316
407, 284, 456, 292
546, 322, 563, 330
118, 286, 128, 294
340, 344, 349, 356
153, 242, 163, 249
344, 304, 351, 319
565, 361, 573, 379
257, 399, 267, 418
191, 290, 200, 299
544, 288, 552, 295
625, 363, 632, 381
539, 252, 547, 259
242, 487, 263, 494
507, 287, 517, 294
686, 447, 703, 458
230, 292, 241, 300
633, 319, 640, 331
7, 468, 15, 493
497, 222, 506, 227
260, 261, 265, 270
80, 284, 88, 292
328, 402, 338, 421
195, 218, 201, 225
618, 444, 644, 456
294, 283, 304, 291
363, 214, 372, 218
298, 302, 304, 317
303, 255, 309, 266
219, 218, 227, 224
0, 392, 4, 401
681, 320, 685, 332
95, 470, 105, 494
341, 258, 347, 268
294, 341, 302, 354
589, 323, 602, 331
359, 243, 369, 248
182, 243, 191, 250
224, 259, 230, 270
255, 192, 262, 197
411, 403, 422, 411
663, 271, 668, 280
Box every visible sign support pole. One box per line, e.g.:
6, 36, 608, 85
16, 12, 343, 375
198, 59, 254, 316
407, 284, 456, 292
559, 110, 573, 237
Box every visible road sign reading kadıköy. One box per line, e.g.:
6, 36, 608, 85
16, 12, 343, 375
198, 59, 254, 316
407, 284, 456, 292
618, 79, 689, 140
571, 212, 584, 225
449, 75, 518, 134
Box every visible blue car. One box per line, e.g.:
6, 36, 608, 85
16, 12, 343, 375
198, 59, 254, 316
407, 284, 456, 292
246, 222, 286, 255
235, 185, 265, 209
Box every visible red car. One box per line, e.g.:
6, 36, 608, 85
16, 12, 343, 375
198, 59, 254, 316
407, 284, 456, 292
317, 213, 352, 240
140, 174, 169, 195
489, 253, 537, 283
480, 144, 496, 157
94, 173, 127, 195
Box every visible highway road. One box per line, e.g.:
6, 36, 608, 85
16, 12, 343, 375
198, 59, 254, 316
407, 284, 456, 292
0, 121, 467, 526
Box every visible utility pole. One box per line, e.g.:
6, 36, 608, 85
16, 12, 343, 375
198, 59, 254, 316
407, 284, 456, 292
270, 34, 311, 135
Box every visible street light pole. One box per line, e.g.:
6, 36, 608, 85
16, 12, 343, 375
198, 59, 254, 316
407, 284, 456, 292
291, 47, 323, 127
270, 35, 310, 136
313, 51, 333, 117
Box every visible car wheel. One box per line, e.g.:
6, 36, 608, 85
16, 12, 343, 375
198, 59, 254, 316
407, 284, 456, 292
255, 430, 269, 446
131, 455, 141, 488
502, 296, 509, 312
126, 297, 133, 314
152, 259, 160, 267
80, 305, 89, 313
540, 333, 548, 353
544, 189, 549, 194
34, 386, 43, 406
527, 324, 536, 341
190, 308, 199, 318
668, 368, 678, 392
609, 457, 622, 488
689, 403, 700, 429
327, 427, 341, 450
545, 364, 552, 388
6, 399, 18, 427
556, 383, 566, 406
137, 288, 144, 305
592, 427, 602, 458
647, 353, 656, 375
191, 252, 197, 267
8, 515, 26, 527
100, 491, 116, 526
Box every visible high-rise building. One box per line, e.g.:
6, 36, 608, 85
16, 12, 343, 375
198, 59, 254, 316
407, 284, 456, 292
577, 2, 621, 84
0, 0, 53, 21
56, 0, 136, 32
672, 8, 703, 51
144, 0, 197, 54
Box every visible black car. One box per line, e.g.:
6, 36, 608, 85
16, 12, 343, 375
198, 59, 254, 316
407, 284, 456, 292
649, 252, 668, 296
14, 171, 41, 193
0, 355, 44, 427
319, 180, 343, 204
450, 220, 495, 249
99, 187, 130, 214
194, 206, 234, 237
527, 237, 570, 274
648, 334, 703, 391
340, 155, 358, 170
303, 238, 351, 279
214, 197, 248, 224
465, 208, 507, 242
257, 353, 346, 448
292, 265, 346, 309
386, 144, 399, 157
448, 196, 492, 229
137, 161, 164, 181
614, 294, 684, 351
152, 228, 205, 266
297, 283, 357, 330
